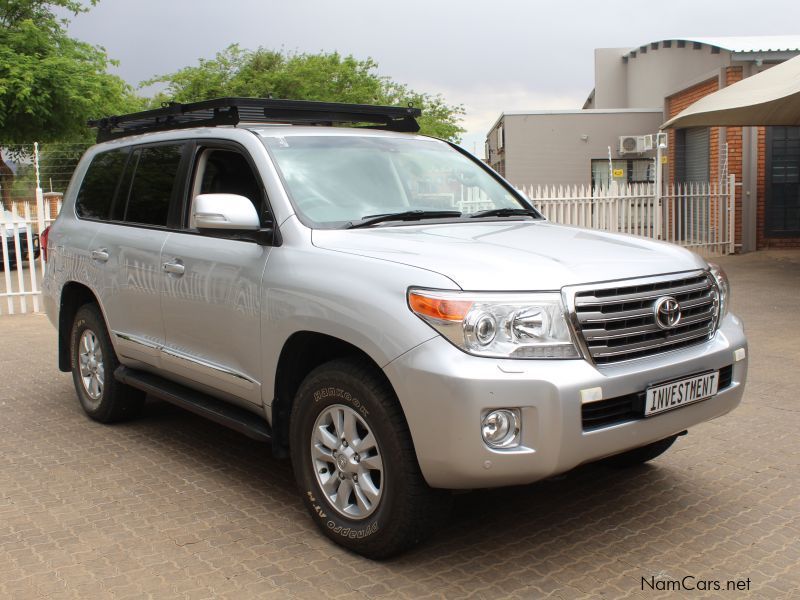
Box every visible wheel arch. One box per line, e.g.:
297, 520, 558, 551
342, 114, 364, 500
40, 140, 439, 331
271, 330, 396, 458
58, 281, 106, 372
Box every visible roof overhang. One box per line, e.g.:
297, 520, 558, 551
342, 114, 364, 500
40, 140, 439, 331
662, 54, 800, 129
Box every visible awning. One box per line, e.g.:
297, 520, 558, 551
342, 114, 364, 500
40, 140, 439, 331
662, 54, 800, 129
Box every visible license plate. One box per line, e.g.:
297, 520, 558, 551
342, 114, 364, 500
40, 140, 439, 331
644, 371, 719, 417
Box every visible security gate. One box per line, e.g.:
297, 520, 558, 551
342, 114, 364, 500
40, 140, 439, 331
766, 126, 800, 236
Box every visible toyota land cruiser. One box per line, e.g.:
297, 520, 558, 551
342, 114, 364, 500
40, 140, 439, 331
42, 98, 748, 558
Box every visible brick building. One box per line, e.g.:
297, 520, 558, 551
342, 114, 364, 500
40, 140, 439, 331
486, 36, 800, 252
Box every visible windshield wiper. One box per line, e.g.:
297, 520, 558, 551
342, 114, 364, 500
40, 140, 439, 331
468, 207, 539, 219
347, 210, 462, 229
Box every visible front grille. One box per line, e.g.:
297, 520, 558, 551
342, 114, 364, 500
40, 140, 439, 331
573, 272, 719, 364
582, 365, 734, 430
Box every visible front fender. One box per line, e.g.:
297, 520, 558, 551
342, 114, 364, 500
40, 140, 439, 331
260, 243, 457, 405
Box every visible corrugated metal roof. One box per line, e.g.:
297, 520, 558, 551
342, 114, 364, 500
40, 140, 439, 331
626, 35, 800, 56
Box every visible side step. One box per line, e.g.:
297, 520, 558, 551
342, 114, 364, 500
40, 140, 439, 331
115, 366, 272, 443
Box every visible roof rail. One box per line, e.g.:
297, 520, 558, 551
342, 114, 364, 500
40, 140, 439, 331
88, 97, 422, 142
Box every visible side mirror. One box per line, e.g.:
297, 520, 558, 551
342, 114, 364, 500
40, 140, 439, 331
194, 194, 260, 230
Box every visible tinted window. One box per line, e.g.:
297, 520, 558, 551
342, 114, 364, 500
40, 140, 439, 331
75, 150, 128, 220
196, 149, 264, 222
123, 144, 184, 226
109, 148, 137, 222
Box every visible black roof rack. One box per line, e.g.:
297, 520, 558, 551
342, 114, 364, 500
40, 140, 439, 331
88, 97, 422, 142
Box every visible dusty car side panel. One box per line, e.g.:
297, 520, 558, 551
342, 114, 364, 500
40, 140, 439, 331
42, 148, 103, 330
160, 234, 271, 406
90, 223, 170, 368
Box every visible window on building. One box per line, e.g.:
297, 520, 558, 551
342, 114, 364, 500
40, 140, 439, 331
591, 159, 655, 188
497, 125, 504, 150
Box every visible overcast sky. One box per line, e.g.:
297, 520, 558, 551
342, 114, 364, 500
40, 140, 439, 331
68, 0, 797, 156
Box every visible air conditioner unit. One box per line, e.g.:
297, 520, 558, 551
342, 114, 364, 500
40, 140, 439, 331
618, 135, 649, 154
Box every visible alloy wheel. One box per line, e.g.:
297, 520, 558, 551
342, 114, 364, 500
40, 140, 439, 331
311, 404, 384, 519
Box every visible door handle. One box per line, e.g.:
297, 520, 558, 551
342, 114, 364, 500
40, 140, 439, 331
91, 248, 109, 262
162, 259, 185, 276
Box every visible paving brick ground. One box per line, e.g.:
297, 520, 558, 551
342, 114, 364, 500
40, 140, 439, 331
1, 250, 798, 599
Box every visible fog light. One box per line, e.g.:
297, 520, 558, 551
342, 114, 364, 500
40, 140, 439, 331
481, 409, 521, 448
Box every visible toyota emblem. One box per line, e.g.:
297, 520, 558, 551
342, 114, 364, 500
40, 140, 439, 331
654, 296, 682, 329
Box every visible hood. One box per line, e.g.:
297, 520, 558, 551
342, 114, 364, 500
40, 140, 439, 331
311, 221, 707, 290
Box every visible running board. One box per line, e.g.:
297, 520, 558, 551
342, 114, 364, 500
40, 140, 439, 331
114, 366, 272, 443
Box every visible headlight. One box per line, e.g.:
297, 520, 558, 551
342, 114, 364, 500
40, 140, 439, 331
408, 288, 580, 359
708, 262, 730, 319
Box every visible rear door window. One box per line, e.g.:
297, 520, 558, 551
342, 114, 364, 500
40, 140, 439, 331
75, 149, 129, 220
121, 144, 185, 227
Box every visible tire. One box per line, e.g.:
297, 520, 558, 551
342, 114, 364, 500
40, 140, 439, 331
606, 434, 679, 468
289, 358, 450, 559
69, 303, 145, 423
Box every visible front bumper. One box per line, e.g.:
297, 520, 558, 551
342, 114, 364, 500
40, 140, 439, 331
383, 313, 748, 489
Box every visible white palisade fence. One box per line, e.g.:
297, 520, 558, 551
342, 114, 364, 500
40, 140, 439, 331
0, 196, 61, 315
1, 142, 78, 315
522, 176, 735, 256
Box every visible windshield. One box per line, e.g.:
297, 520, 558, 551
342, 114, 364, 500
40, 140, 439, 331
261, 134, 533, 228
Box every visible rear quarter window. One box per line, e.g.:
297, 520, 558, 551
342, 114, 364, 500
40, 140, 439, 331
75, 149, 129, 220
122, 144, 185, 227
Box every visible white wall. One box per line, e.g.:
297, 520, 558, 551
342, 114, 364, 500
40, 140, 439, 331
592, 43, 730, 109
501, 110, 664, 187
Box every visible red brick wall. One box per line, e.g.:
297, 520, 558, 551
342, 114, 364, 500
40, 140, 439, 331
666, 77, 719, 182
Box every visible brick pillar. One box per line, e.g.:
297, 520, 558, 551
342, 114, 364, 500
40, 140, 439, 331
42, 192, 62, 220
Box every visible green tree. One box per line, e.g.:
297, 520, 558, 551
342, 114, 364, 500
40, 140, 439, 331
146, 45, 465, 142
0, 0, 142, 204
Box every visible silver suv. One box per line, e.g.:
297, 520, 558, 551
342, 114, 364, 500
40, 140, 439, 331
43, 98, 748, 558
